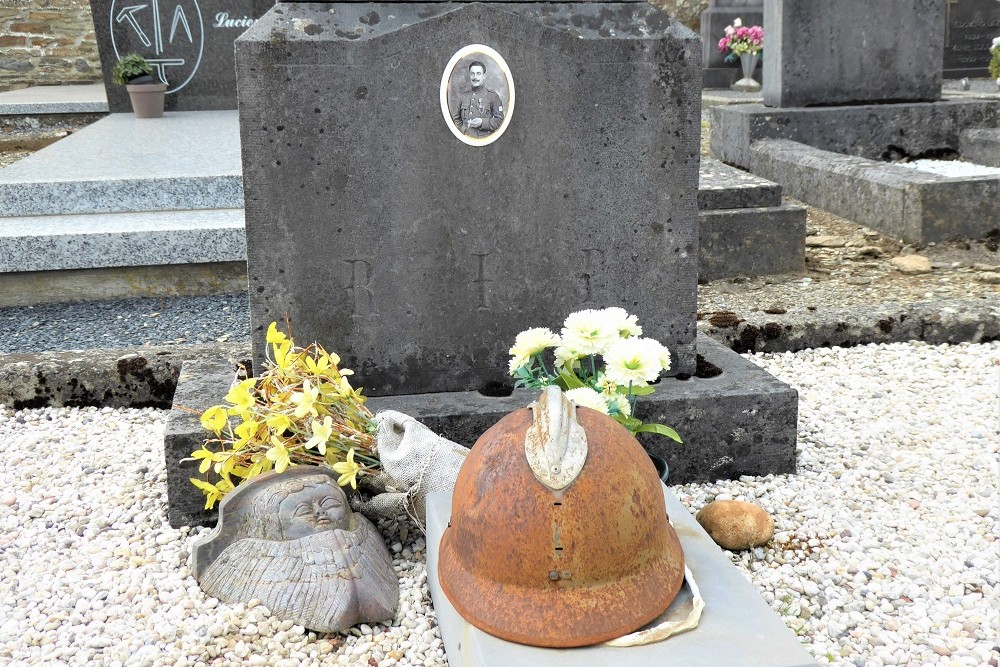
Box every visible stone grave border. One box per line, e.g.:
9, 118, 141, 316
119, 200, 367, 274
710, 100, 1000, 244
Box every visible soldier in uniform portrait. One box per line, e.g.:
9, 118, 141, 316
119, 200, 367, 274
452, 60, 505, 138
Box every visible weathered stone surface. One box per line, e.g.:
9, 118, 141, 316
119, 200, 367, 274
762, 0, 943, 108
698, 158, 780, 210
192, 466, 399, 632
0, 343, 246, 410
164, 355, 243, 528
695, 499, 774, 550
698, 204, 805, 281
805, 235, 847, 248
961, 128, 1000, 169
710, 100, 1000, 169
698, 299, 1000, 354
891, 255, 932, 275
90, 0, 272, 112
943, 0, 1000, 79
237, 2, 701, 396
746, 139, 1000, 243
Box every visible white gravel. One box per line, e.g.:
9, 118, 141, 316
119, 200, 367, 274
1, 340, 998, 666
896, 159, 1000, 178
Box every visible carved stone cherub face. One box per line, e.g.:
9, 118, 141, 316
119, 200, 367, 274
277, 477, 351, 540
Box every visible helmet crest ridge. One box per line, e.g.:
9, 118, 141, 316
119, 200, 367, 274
524, 386, 588, 490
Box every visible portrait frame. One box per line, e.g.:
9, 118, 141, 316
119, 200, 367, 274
440, 44, 515, 147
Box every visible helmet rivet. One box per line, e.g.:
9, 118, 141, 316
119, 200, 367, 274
548, 570, 560, 581
561, 571, 572, 580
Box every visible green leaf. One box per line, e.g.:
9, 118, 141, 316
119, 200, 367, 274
557, 368, 586, 390
620, 417, 642, 431
627, 385, 656, 397
634, 422, 683, 443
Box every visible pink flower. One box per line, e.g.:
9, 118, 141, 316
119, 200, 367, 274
718, 36, 730, 52
724, 25, 735, 37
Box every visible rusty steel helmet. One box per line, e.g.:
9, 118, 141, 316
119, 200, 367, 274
438, 386, 685, 648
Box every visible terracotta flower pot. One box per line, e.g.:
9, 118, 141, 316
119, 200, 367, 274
125, 82, 167, 118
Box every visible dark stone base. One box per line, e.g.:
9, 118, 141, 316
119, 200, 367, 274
163, 334, 798, 526
699, 204, 806, 280
710, 100, 1000, 169
164, 356, 241, 528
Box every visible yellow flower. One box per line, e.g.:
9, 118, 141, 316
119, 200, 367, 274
190, 446, 215, 474
190, 478, 223, 509
233, 418, 263, 449
332, 448, 361, 489
273, 341, 294, 370
291, 380, 321, 418
305, 416, 333, 455
266, 436, 292, 473
200, 405, 228, 435
266, 413, 292, 434
304, 353, 331, 376
225, 378, 256, 413
266, 322, 289, 346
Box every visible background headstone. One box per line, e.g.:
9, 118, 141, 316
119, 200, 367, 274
91, 0, 273, 112
700, 0, 764, 88
762, 0, 944, 108
237, 2, 701, 397
942, 0, 1000, 79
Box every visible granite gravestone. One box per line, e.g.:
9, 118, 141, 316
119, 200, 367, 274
700, 0, 764, 88
91, 0, 273, 112
236, 1, 701, 397
762, 0, 944, 108
943, 0, 1000, 79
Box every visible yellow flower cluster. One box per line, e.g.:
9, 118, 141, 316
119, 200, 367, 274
188, 322, 378, 509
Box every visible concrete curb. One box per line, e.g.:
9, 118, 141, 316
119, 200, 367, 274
1, 298, 997, 411
698, 298, 1000, 354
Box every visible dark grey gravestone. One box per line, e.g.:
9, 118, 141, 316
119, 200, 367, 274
762, 0, 944, 107
91, 0, 274, 112
943, 0, 1000, 79
700, 0, 764, 88
237, 2, 701, 396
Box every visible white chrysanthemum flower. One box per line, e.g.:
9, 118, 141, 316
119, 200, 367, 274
508, 327, 559, 372
605, 393, 632, 418
598, 306, 643, 339
564, 387, 609, 415
604, 338, 669, 385
561, 309, 619, 355
554, 345, 583, 371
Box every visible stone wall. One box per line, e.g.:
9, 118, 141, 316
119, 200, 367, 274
651, 0, 711, 30
0, 0, 102, 92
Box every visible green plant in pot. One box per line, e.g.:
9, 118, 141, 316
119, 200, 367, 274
112, 53, 166, 119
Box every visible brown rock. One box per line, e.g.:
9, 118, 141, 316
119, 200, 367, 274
696, 500, 775, 551
805, 235, 848, 248
708, 311, 741, 328
890, 255, 932, 274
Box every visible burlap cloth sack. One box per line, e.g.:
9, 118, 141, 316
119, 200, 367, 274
351, 410, 468, 531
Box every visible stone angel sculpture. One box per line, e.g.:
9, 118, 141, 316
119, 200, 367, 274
191, 466, 399, 632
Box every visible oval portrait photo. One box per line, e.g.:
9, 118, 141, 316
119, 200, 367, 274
440, 44, 515, 147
